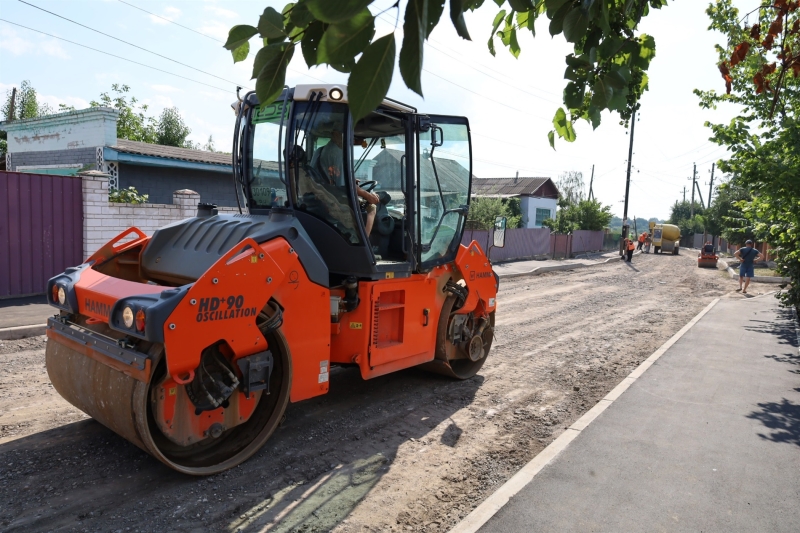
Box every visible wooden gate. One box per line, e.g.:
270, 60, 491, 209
0, 171, 83, 298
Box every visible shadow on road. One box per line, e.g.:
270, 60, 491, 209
0, 366, 483, 532
746, 398, 800, 448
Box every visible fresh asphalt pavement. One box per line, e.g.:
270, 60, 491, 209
0, 295, 52, 329
479, 294, 800, 532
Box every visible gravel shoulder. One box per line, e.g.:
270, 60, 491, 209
0, 253, 745, 532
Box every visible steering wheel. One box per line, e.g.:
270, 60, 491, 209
358, 180, 377, 192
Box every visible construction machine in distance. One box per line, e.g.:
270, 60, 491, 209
649, 221, 681, 255
43, 85, 500, 475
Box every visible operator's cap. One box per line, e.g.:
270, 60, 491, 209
745, 239, 753, 245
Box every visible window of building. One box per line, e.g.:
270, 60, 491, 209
535, 208, 551, 227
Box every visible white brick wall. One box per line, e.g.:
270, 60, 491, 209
80, 173, 244, 258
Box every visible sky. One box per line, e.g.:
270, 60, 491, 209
0, 0, 752, 219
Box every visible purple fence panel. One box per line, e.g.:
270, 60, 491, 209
461, 227, 551, 262
549, 234, 571, 259
0, 171, 83, 298
571, 230, 604, 254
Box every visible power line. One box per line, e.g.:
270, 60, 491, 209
116, 0, 219, 43
0, 19, 231, 93
18, 0, 251, 89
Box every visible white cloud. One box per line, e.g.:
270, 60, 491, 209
0, 27, 34, 55
39, 93, 90, 111
151, 84, 183, 93
197, 20, 230, 41
149, 6, 181, 25
0, 27, 68, 58
204, 6, 238, 19
39, 38, 70, 59
151, 95, 175, 108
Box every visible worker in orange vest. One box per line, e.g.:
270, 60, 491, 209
637, 231, 647, 251
624, 234, 636, 262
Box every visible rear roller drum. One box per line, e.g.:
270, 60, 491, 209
46, 321, 291, 475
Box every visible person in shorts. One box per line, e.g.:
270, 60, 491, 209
734, 239, 762, 294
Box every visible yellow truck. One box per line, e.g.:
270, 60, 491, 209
649, 222, 681, 255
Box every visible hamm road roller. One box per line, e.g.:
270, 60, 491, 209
44, 85, 499, 474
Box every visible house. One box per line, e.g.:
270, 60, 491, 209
1, 107, 266, 207
471, 177, 559, 228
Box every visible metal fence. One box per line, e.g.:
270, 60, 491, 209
461, 227, 607, 262
0, 171, 83, 298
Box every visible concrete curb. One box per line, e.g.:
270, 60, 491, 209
498, 252, 639, 280
718, 259, 791, 284
448, 298, 721, 533
0, 324, 47, 340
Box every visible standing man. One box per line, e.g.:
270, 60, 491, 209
734, 239, 763, 294
623, 234, 635, 262
637, 231, 646, 251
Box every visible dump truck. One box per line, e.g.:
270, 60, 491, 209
44, 85, 499, 475
649, 222, 680, 254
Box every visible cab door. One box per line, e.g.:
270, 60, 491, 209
415, 115, 472, 270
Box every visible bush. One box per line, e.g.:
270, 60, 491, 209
109, 186, 148, 204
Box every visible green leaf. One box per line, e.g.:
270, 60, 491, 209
488, 9, 506, 56
224, 25, 258, 50
318, 9, 375, 64
305, 0, 372, 24
548, 3, 572, 36
301, 20, 325, 67
545, 0, 570, 18
256, 44, 295, 106
564, 81, 585, 108
450, 0, 471, 40
548, 130, 556, 149
508, 0, 533, 10
633, 34, 656, 69
603, 70, 627, 90
427, 0, 445, 37
290, 2, 315, 28
232, 41, 250, 63
508, 28, 520, 58
400, 0, 427, 96
252, 43, 284, 79
330, 59, 356, 73
587, 105, 601, 129
591, 77, 613, 108
607, 86, 628, 112
347, 33, 396, 122
562, 6, 588, 42
258, 7, 286, 39
552, 107, 576, 142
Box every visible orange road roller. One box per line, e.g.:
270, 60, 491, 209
44, 85, 500, 475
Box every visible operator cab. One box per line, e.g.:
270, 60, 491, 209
236, 85, 472, 283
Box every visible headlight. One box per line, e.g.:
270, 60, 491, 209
122, 306, 134, 328
329, 87, 343, 101
57, 286, 66, 305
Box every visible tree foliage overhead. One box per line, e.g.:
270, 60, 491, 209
228, 0, 665, 146
697, 0, 800, 309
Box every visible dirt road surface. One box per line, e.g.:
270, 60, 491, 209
0, 253, 750, 532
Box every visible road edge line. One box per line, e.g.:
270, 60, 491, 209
0, 324, 47, 341
448, 297, 721, 533
498, 255, 624, 280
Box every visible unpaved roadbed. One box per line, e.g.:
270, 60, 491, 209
0, 253, 742, 532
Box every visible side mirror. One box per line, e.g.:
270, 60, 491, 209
493, 216, 507, 248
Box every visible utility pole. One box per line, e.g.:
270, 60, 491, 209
588, 164, 595, 201
690, 163, 697, 218
621, 109, 636, 255
683, 186, 687, 202
7, 87, 16, 121
694, 180, 705, 209
708, 163, 715, 207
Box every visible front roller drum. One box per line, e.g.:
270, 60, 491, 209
45, 331, 291, 475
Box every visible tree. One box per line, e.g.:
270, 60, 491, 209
697, 0, 800, 309
91, 84, 158, 144
1, 80, 54, 158
228, 1, 665, 146
156, 107, 192, 147
555, 170, 585, 205
468, 196, 522, 229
